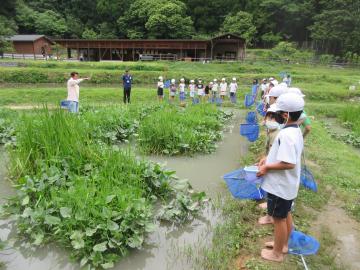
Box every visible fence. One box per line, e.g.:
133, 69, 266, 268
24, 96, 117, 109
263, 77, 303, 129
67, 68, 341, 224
1, 52, 359, 68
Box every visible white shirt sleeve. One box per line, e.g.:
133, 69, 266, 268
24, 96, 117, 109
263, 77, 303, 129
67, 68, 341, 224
276, 133, 297, 164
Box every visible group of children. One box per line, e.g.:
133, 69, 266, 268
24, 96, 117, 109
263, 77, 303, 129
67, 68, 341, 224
157, 76, 239, 104
255, 76, 311, 263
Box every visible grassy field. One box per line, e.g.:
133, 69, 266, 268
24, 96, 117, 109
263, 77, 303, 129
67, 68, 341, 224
0, 59, 359, 269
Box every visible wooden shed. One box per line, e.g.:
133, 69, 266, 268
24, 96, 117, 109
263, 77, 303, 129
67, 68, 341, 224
54, 34, 245, 61
8, 35, 54, 56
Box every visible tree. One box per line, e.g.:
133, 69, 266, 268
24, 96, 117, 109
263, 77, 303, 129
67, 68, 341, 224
145, 2, 194, 38
221, 11, 256, 44
35, 10, 68, 36
118, 0, 194, 39
82, 28, 98, 39
0, 16, 17, 54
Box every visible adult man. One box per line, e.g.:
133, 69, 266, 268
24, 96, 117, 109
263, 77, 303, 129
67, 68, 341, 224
67, 72, 90, 113
122, 70, 133, 104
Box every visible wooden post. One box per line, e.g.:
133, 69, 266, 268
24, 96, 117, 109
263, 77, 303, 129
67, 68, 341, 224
110, 41, 113, 60
33, 42, 36, 60
132, 44, 135, 61
98, 44, 101, 61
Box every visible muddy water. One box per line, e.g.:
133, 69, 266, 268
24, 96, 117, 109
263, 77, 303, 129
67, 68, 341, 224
0, 110, 249, 270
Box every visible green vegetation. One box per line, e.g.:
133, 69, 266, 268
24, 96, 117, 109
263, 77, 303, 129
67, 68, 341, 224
2, 0, 360, 56
1, 108, 208, 269
138, 105, 232, 155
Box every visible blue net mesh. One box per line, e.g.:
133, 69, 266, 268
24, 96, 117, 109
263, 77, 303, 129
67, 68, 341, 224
246, 112, 258, 124
193, 98, 200, 104
240, 124, 259, 142
301, 166, 318, 192
179, 92, 186, 101
245, 94, 255, 108
230, 95, 237, 104
256, 102, 266, 117
60, 100, 70, 108
223, 171, 265, 200
251, 85, 258, 95
288, 230, 320, 256
164, 80, 171, 88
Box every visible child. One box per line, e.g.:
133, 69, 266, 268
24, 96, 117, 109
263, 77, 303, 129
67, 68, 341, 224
169, 79, 176, 103
212, 79, 218, 102
229, 77, 238, 103
189, 79, 196, 103
157, 76, 164, 101
264, 84, 287, 106
258, 105, 282, 225
287, 88, 311, 138
205, 82, 213, 102
196, 79, 204, 102
179, 78, 186, 105
220, 78, 227, 100
257, 92, 305, 262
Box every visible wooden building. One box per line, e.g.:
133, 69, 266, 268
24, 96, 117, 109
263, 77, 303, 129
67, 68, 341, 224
54, 34, 245, 61
8, 35, 54, 56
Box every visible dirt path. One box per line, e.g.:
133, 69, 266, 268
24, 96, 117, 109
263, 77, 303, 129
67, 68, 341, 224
311, 200, 360, 270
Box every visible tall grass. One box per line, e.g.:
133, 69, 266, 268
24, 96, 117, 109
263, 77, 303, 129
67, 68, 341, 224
138, 104, 231, 155
4, 108, 206, 269
339, 105, 360, 135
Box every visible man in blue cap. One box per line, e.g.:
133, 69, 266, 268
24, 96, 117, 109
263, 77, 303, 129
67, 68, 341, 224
122, 70, 132, 104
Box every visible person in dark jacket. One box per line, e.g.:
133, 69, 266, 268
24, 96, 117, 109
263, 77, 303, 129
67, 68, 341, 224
122, 70, 132, 104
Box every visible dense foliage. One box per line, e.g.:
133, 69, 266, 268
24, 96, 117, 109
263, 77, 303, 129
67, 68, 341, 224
0, 0, 360, 55
1, 107, 210, 269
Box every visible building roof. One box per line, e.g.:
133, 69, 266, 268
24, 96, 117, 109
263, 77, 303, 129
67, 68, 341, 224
8, 35, 54, 44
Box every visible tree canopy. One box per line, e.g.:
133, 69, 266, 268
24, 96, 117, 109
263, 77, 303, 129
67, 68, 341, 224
0, 0, 359, 55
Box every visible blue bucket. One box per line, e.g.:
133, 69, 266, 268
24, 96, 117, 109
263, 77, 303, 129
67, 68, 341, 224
60, 100, 70, 109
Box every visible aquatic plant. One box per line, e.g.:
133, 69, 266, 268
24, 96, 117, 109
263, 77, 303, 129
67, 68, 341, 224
2, 109, 207, 269
138, 104, 233, 155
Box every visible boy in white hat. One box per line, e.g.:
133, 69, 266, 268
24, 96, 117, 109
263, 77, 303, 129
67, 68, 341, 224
169, 79, 176, 102
264, 84, 287, 107
157, 76, 164, 101
257, 92, 305, 263
189, 80, 196, 103
229, 77, 238, 103
220, 78, 227, 100
179, 78, 186, 105
196, 79, 205, 102
212, 79, 219, 102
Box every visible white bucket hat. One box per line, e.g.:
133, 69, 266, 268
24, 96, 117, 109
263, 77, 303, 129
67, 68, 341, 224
158, 76, 163, 81
287, 87, 305, 97
171, 79, 175, 84
190, 79, 194, 83
265, 85, 287, 98
180, 78, 185, 82
213, 79, 218, 82
232, 77, 236, 81
272, 92, 305, 112
221, 78, 226, 81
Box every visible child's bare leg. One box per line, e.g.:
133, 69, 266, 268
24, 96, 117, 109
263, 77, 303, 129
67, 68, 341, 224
285, 212, 293, 250
261, 217, 286, 262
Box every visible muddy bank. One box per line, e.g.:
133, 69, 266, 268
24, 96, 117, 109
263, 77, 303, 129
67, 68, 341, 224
0, 110, 249, 270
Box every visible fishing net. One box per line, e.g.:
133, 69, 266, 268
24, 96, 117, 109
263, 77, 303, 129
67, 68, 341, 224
256, 102, 266, 117
240, 124, 259, 142
251, 85, 258, 95
192, 98, 200, 104
245, 94, 255, 108
164, 80, 171, 88
60, 100, 70, 109
300, 166, 318, 192
223, 170, 265, 200
230, 95, 237, 104
246, 111, 258, 124
288, 230, 320, 256
215, 97, 223, 106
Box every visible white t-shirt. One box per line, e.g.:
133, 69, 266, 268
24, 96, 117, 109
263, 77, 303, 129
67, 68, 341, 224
220, 82, 227, 95
157, 81, 164, 88
212, 83, 218, 92
179, 83, 185, 92
189, 84, 195, 97
229, 82, 238, 93
261, 83, 267, 93
67, 78, 84, 102
261, 126, 303, 200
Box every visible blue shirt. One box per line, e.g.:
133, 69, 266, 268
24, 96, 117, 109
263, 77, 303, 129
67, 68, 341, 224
122, 74, 132, 88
